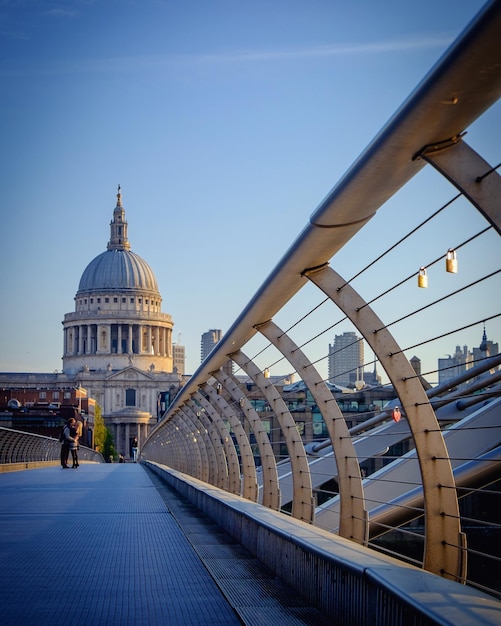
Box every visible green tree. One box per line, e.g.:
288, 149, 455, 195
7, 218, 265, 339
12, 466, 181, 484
93, 404, 106, 452
102, 430, 117, 462
93, 405, 116, 460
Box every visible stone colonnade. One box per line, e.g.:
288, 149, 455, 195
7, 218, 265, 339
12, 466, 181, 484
64, 323, 172, 357
108, 417, 152, 460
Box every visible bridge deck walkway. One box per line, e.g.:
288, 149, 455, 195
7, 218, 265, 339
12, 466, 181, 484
0, 462, 329, 626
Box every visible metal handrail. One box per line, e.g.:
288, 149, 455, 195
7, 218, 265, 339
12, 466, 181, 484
0, 427, 104, 468
140, 0, 501, 594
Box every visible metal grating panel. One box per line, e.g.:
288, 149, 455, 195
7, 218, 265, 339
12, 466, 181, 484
148, 467, 332, 624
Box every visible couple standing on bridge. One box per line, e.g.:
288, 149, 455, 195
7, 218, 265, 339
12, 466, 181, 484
60, 417, 82, 468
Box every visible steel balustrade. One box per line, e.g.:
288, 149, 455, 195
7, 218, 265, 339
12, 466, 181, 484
0, 427, 104, 470
138, 0, 501, 597
214, 362, 280, 510
256, 319, 368, 541
303, 265, 465, 578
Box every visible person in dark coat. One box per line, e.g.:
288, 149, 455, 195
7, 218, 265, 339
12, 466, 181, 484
60, 419, 70, 468
60, 418, 77, 469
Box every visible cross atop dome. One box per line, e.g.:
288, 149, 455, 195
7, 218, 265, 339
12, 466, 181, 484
108, 185, 131, 251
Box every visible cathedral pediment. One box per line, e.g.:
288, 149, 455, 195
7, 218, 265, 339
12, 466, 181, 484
105, 365, 155, 382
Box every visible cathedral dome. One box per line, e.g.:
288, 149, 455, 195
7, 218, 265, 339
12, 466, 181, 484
77, 249, 159, 294
76, 186, 159, 297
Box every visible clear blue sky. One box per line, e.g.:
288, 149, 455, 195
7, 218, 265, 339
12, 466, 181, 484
0, 0, 498, 379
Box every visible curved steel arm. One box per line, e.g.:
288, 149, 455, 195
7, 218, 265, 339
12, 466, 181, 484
182, 403, 216, 485
232, 349, 314, 522
305, 264, 465, 580
228, 352, 282, 510
200, 384, 244, 496
211, 369, 260, 502
256, 319, 368, 543
187, 397, 230, 492
421, 139, 501, 235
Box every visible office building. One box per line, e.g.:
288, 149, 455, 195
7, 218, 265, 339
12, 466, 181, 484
328, 331, 364, 387
201, 329, 223, 362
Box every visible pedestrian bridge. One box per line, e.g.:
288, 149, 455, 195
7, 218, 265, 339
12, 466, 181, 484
0, 454, 501, 626
1, 1, 501, 623
1, 461, 332, 625
1, 442, 500, 625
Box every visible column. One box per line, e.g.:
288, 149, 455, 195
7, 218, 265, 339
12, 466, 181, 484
128, 325, 133, 354
117, 324, 122, 354
90, 324, 95, 354
125, 423, 130, 458
96, 325, 102, 353
115, 423, 121, 455
155, 327, 160, 356
78, 325, 84, 355
137, 324, 142, 354
167, 328, 172, 357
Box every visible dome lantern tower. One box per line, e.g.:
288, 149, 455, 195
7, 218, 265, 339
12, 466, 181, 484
108, 185, 131, 252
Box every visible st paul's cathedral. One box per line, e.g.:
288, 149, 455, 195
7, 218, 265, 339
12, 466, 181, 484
0, 188, 186, 458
